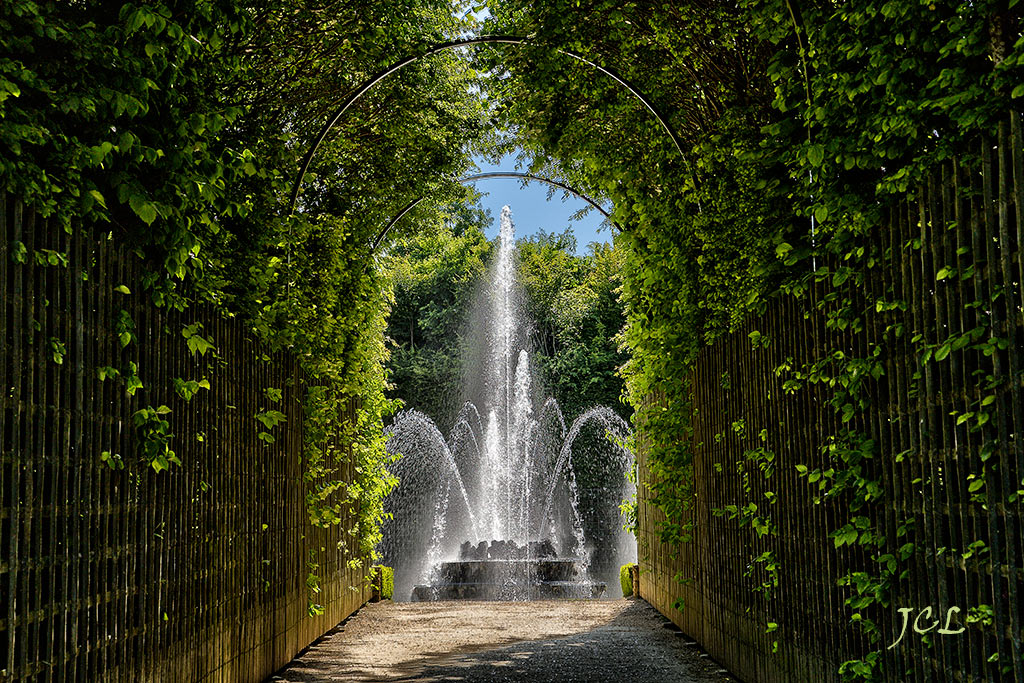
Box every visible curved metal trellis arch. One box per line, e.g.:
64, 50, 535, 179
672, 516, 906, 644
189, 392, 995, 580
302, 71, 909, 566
288, 35, 686, 214
372, 171, 619, 251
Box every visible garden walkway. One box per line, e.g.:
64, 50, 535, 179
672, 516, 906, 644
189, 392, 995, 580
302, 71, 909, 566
270, 599, 729, 682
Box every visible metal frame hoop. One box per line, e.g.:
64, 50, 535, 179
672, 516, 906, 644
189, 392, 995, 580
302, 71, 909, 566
372, 171, 619, 250
288, 35, 684, 214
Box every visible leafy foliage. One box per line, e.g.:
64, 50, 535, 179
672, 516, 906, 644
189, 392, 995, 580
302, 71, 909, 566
384, 202, 493, 424
620, 562, 636, 598
516, 229, 628, 421
373, 564, 395, 600
1, 0, 490, 608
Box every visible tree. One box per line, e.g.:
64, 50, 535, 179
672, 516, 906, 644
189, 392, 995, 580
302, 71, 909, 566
517, 232, 628, 422
385, 201, 493, 424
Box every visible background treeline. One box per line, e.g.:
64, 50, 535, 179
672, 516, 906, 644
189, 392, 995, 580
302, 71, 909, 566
383, 202, 492, 424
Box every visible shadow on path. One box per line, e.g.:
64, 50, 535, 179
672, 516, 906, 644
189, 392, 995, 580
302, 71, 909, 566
270, 599, 727, 683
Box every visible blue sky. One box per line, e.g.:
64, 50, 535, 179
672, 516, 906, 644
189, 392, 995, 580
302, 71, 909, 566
469, 155, 612, 255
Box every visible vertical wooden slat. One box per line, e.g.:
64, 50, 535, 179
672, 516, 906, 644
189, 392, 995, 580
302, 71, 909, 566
96, 231, 111, 678
995, 119, 1022, 680
1007, 109, 1024, 682
928, 169, 953, 678
0, 193, 9, 678
19, 205, 37, 680
888, 201, 907, 678
980, 135, 1009, 682
952, 156, 982, 682
8, 198, 23, 680
875, 204, 895, 675
1012, 112, 1024, 333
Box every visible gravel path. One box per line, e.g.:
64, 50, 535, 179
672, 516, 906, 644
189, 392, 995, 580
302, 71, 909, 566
270, 599, 728, 682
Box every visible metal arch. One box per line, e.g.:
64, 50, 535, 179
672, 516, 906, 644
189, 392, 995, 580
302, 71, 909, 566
464, 172, 617, 222
371, 171, 620, 251
288, 35, 685, 213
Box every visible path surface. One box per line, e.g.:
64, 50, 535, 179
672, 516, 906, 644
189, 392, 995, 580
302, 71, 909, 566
271, 599, 727, 682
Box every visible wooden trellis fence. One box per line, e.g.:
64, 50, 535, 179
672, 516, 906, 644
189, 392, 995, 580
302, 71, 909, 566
0, 195, 369, 681
637, 114, 1024, 682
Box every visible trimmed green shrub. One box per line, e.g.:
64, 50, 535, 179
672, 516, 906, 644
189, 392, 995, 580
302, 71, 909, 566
374, 565, 394, 601
620, 563, 636, 597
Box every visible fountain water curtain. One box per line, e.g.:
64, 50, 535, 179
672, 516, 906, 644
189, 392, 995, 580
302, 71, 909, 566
380, 206, 636, 601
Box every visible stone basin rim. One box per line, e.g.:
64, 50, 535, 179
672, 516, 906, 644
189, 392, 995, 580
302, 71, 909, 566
440, 558, 584, 564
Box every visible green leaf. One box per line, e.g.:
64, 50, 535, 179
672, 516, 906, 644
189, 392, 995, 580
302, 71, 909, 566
808, 144, 825, 167
88, 189, 108, 209
10, 241, 27, 264
114, 285, 131, 295
129, 195, 158, 225
100, 451, 124, 470
125, 375, 143, 396
97, 365, 120, 381
814, 205, 829, 224
254, 410, 287, 429
186, 334, 214, 356
834, 529, 859, 547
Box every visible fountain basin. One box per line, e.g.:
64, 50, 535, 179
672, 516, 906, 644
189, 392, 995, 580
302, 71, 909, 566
411, 558, 606, 601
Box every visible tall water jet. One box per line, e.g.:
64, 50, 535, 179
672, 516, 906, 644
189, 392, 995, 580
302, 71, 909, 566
381, 206, 636, 601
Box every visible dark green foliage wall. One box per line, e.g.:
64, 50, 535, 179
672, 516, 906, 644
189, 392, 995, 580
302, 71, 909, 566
0, 0, 490, 611
485, 0, 1024, 679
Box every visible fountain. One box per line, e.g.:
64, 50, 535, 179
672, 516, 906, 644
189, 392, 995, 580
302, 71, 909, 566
381, 206, 636, 601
